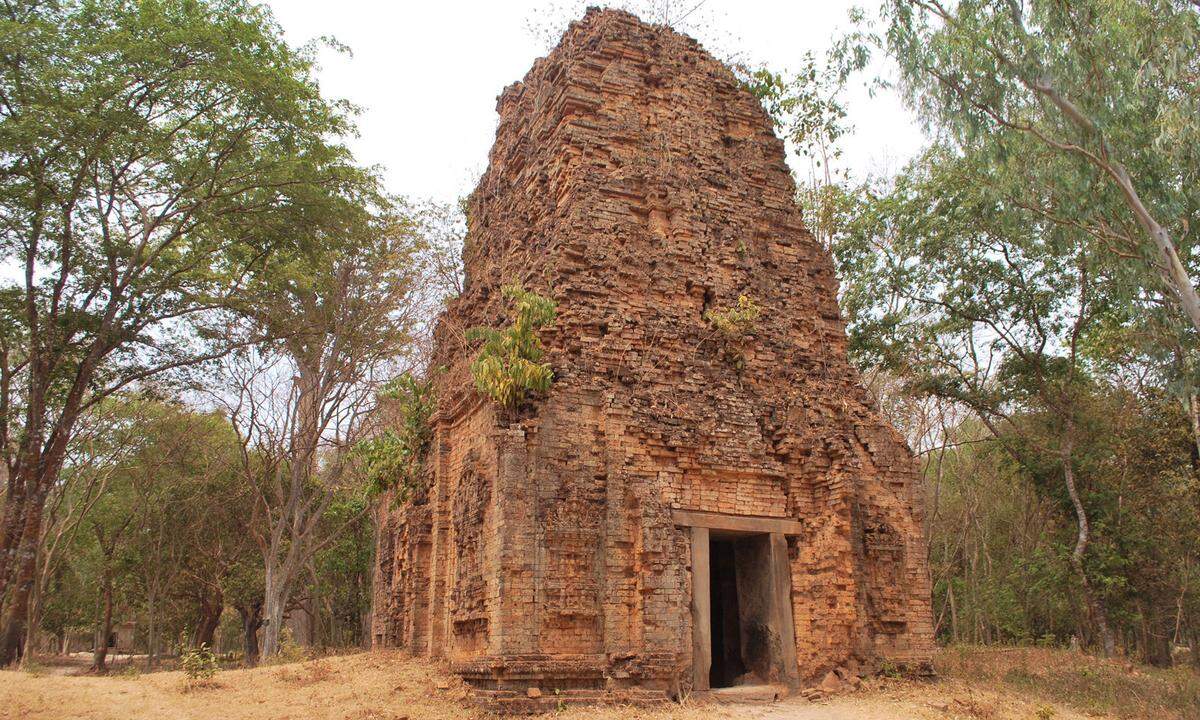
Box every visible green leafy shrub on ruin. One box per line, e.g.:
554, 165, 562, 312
467, 283, 557, 409
704, 294, 761, 367
356, 373, 436, 499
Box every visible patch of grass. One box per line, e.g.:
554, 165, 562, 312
936, 645, 1200, 720
273, 658, 337, 686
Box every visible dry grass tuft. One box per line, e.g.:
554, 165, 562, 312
179, 677, 224, 693
271, 657, 338, 687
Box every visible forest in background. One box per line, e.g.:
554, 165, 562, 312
0, 0, 1197, 674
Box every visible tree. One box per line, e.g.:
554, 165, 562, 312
220, 196, 426, 658
871, 0, 1200, 333
466, 283, 557, 410
0, 0, 359, 664
18, 398, 147, 665
116, 401, 241, 667
848, 0, 1200, 437
833, 146, 1122, 653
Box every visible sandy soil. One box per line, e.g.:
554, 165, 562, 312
0, 650, 1113, 720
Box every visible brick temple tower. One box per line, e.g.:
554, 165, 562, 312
372, 9, 933, 709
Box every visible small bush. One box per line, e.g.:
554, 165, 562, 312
356, 373, 435, 499
704, 294, 761, 339
467, 283, 556, 409
704, 294, 761, 368
180, 643, 219, 685
276, 627, 308, 664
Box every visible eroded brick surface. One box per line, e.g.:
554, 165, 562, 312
372, 9, 933, 710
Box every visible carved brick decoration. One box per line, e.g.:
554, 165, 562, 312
371, 9, 933, 710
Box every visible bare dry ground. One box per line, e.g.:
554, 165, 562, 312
2, 647, 1196, 720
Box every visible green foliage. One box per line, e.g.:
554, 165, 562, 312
704, 295, 761, 339
853, 0, 1200, 372
271, 627, 308, 665
0, 0, 362, 419
309, 496, 374, 648
0, 0, 375, 667
704, 295, 761, 368
356, 374, 435, 498
740, 53, 850, 165
180, 643, 219, 683
922, 387, 1200, 658
823, 1, 1200, 660
467, 284, 557, 409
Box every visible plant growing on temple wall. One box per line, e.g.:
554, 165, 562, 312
467, 284, 557, 408
704, 295, 761, 368
357, 374, 436, 499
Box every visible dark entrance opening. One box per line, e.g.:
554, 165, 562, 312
686, 513, 801, 692
707, 533, 787, 688
709, 538, 745, 688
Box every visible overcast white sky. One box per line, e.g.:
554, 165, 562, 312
264, 0, 925, 203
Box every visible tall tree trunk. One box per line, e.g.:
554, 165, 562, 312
947, 580, 960, 644
261, 364, 322, 659
1189, 392, 1200, 476
0, 494, 45, 665
145, 584, 158, 670
92, 569, 113, 673
194, 588, 223, 649
20, 572, 43, 667
0, 481, 29, 601
262, 565, 288, 657
238, 602, 263, 667
1060, 427, 1116, 657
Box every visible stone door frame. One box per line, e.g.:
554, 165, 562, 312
673, 509, 801, 691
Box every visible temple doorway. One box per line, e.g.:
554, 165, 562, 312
682, 511, 801, 692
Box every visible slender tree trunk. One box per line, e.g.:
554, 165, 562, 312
145, 590, 157, 670
1060, 427, 1116, 657
1189, 392, 1200, 476
947, 580, 960, 644
20, 575, 43, 667
238, 602, 262, 667
92, 569, 113, 674
262, 561, 290, 657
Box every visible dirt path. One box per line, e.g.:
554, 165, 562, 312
0, 651, 1110, 720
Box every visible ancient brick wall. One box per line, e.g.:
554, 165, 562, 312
371, 8, 933, 709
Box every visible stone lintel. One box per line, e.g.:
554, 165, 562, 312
672, 509, 803, 536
